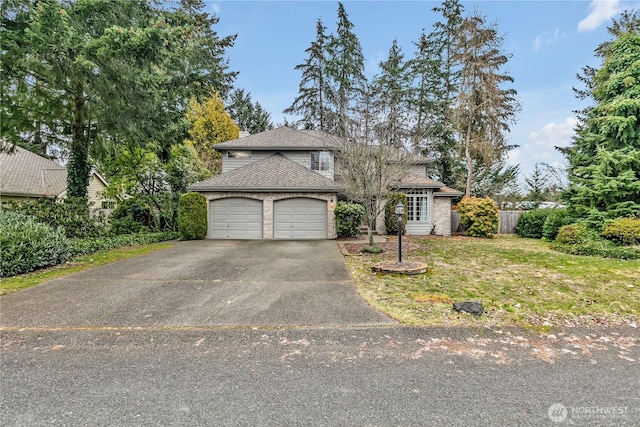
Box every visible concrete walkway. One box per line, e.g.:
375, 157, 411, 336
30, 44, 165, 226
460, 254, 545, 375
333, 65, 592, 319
0, 240, 396, 328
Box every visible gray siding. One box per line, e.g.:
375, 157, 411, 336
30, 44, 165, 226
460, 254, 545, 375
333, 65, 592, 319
222, 150, 334, 180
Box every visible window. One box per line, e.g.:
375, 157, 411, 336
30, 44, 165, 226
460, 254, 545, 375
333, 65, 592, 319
101, 200, 116, 210
311, 151, 331, 171
405, 189, 429, 222
227, 150, 251, 159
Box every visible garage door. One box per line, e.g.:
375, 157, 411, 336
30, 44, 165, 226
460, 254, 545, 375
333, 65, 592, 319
210, 198, 263, 239
274, 198, 327, 239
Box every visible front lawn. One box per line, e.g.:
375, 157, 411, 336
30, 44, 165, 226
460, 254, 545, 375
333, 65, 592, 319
343, 235, 640, 327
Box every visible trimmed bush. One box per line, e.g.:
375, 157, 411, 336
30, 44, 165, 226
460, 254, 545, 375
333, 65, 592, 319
457, 197, 499, 238
335, 201, 365, 237
515, 209, 553, 239
0, 211, 70, 277
601, 217, 640, 245
384, 192, 408, 235
555, 223, 594, 244
541, 209, 573, 241
178, 192, 208, 240
110, 198, 151, 235
69, 231, 179, 257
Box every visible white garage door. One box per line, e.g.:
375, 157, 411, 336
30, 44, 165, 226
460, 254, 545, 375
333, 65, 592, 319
210, 198, 263, 239
274, 198, 327, 239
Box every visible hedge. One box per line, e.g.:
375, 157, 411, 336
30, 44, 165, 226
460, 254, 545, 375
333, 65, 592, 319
178, 192, 208, 240
0, 211, 71, 277
334, 201, 365, 237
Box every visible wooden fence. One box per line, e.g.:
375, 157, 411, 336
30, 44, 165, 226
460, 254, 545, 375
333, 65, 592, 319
451, 210, 523, 234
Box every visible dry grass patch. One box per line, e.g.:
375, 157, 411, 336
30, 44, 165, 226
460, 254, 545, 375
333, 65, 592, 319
344, 235, 639, 327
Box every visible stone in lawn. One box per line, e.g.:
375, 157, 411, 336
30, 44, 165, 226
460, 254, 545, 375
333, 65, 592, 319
453, 300, 483, 315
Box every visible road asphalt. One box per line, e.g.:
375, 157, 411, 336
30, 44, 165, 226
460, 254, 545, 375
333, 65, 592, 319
1, 240, 638, 426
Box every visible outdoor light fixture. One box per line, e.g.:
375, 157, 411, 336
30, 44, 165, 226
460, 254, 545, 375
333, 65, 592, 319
395, 202, 404, 263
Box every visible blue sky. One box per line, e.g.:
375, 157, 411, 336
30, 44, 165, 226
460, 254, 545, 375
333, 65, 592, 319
209, 0, 638, 184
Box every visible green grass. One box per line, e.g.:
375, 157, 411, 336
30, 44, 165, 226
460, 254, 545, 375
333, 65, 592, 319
0, 242, 175, 296
346, 235, 640, 327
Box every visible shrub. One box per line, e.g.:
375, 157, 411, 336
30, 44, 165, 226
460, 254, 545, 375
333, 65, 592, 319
541, 209, 573, 241
360, 245, 383, 254
110, 198, 151, 235
552, 239, 640, 260
4, 197, 107, 238
555, 223, 595, 244
552, 222, 640, 259
178, 192, 207, 240
601, 217, 640, 245
384, 192, 408, 235
457, 197, 499, 238
334, 201, 365, 237
69, 231, 179, 257
0, 211, 70, 277
515, 209, 553, 239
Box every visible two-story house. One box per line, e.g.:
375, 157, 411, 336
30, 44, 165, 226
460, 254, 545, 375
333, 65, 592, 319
188, 126, 461, 240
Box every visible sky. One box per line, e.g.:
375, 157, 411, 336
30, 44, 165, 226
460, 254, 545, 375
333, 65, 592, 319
207, 0, 639, 185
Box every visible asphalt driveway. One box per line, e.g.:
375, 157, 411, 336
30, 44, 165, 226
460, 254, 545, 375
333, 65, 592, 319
0, 240, 395, 328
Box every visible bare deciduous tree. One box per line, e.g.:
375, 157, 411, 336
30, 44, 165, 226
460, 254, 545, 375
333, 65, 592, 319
336, 138, 414, 246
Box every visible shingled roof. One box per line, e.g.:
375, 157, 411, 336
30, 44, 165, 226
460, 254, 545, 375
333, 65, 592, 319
215, 127, 339, 151
399, 173, 445, 189
0, 146, 67, 198
188, 153, 343, 192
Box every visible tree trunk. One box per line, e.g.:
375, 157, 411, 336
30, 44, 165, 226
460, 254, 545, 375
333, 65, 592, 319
367, 225, 374, 247
67, 82, 90, 204
465, 123, 473, 197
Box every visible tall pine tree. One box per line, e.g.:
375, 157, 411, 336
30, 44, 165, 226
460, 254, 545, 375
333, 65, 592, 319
451, 11, 520, 197
1, 0, 236, 204
563, 10, 640, 224
325, 2, 366, 138
284, 19, 332, 131
370, 39, 411, 148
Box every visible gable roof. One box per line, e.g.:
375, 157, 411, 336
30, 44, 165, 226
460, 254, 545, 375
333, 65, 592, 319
399, 173, 445, 189
395, 173, 463, 197
188, 153, 343, 193
0, 146, 67, 198
215, 127, 339, 151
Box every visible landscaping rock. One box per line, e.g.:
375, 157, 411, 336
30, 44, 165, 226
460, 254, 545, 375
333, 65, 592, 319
453, 300, 483, 315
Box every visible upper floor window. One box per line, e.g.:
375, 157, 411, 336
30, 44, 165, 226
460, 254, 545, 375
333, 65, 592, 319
311, 151, 331, 171
227, 150, 251, 159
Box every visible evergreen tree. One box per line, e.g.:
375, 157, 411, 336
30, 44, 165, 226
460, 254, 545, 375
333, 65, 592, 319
284, 19, 333, 131
563, 10, 640, 223
325, 2, 367, 138
1, 0, 236, 204
370, 40, 411, 148
407, 0, 464, 186
227, 89, 274, 134
451, 10, 520, 197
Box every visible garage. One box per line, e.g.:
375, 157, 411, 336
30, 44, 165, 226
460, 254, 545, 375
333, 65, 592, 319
210, 198, 263, 239
274, 198, 327, 239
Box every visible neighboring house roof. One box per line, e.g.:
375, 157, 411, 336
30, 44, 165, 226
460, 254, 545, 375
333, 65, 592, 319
188, 153, 343, 193
215, 126, 339, 151
0, 146, 67, 198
